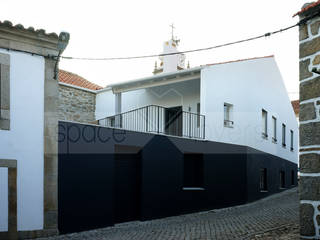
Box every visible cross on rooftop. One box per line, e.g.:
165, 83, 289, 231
170, 23, 175, 40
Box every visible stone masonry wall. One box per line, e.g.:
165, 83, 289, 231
299, 13, 320, 239
58, 84, 96, 123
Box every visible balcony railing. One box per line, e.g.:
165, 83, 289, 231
98, 105, 205, 139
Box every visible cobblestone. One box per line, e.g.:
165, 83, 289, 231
37, 188, 299, 240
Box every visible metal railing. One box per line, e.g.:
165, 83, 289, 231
98, 105, 205, 139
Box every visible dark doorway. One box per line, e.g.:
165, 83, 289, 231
114, 145, 141, 223
165, 106, 183, 136
280, 170, 285, 189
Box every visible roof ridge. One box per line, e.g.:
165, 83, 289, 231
59, 69, 103, 90
205, 55, 274, 67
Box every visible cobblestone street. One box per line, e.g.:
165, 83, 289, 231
38, 188, 299, 240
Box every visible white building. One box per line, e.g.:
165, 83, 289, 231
95, 38, 298, 165
0, 21, 69, 239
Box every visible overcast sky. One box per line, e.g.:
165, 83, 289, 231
2, 0, 311, 100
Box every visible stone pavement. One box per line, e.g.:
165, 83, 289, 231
37, 188, 299, 240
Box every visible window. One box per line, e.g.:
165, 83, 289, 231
290, 130, 294, 151
282, 124, 286, 147
197, 103, 200, 127
280, 171, 285, 188
224, 103, 233, 127
262, 109, 268, 138
260, 168, 268, 191
183, 153, 204, 189
0, 53, 10, 130
272, 116, 277, 143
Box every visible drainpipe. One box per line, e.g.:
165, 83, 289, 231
53, 32, 70, 80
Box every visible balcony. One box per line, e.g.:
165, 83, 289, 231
98, 105, 205, 139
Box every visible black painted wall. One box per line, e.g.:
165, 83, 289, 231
58, 121, 298, 234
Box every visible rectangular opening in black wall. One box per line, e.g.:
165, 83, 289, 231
291, 170, 295, 186
114, 145, 142, 223
183, 153, 204, 189
259, 168, 268, 191
280, 171, 285, 189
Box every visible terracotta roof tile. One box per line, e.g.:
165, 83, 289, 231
293, 1, 320, 17
291, 100, 299, 116
59, 70, 103, 91
205, 55, 274, 67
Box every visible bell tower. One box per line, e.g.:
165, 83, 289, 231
153, 24, 186, 74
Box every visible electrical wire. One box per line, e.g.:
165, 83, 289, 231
61, 23, 299, 61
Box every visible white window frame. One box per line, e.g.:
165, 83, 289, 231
272, 116, 277, 143
282, 123, 286, 148
224, 103, 233, 128
290, 130, 294, 151
262, 109, 268, 139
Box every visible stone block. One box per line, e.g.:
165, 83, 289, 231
300, 122, 320, 146
300, 154, 320, 173
44, 210, 58, 229
311, 20, 320, 36
300, 59, 313, 80
300, 203, 316, 236
44, 183, 57, 211
300, 36, 320, 58
313, 55, 320, 65
300, 24, 309, 41
300, 102, 316, 121
0, 52, 10, 65
300, 77, 320, 101
0, 119, 10, 130
300, 176, 320, 200
1, 64, 10, 110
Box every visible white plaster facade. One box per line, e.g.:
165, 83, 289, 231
0, 49, 45, 231
95, 56, 298, 164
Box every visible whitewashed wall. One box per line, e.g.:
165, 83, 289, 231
0, 168, 8, 232
201, 57, 298, 163
96, 80, 200, 116
95, 88, 115, 120
0, 49, 44, 231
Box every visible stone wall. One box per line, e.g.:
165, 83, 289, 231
58, 84, 96, 123
299, 13, 320, 239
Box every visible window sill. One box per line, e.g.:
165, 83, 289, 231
279, 187, 286, 190
182, 187, 205, 191
260, 190, 268, 193
224, 125, 234, 128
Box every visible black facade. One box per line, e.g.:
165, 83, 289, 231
58, 121, 298, 234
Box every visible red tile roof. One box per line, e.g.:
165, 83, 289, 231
59, 70, 103, 91
205, 55, 274, 67
291, 100, 299, 116
293, 1, 320, 17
